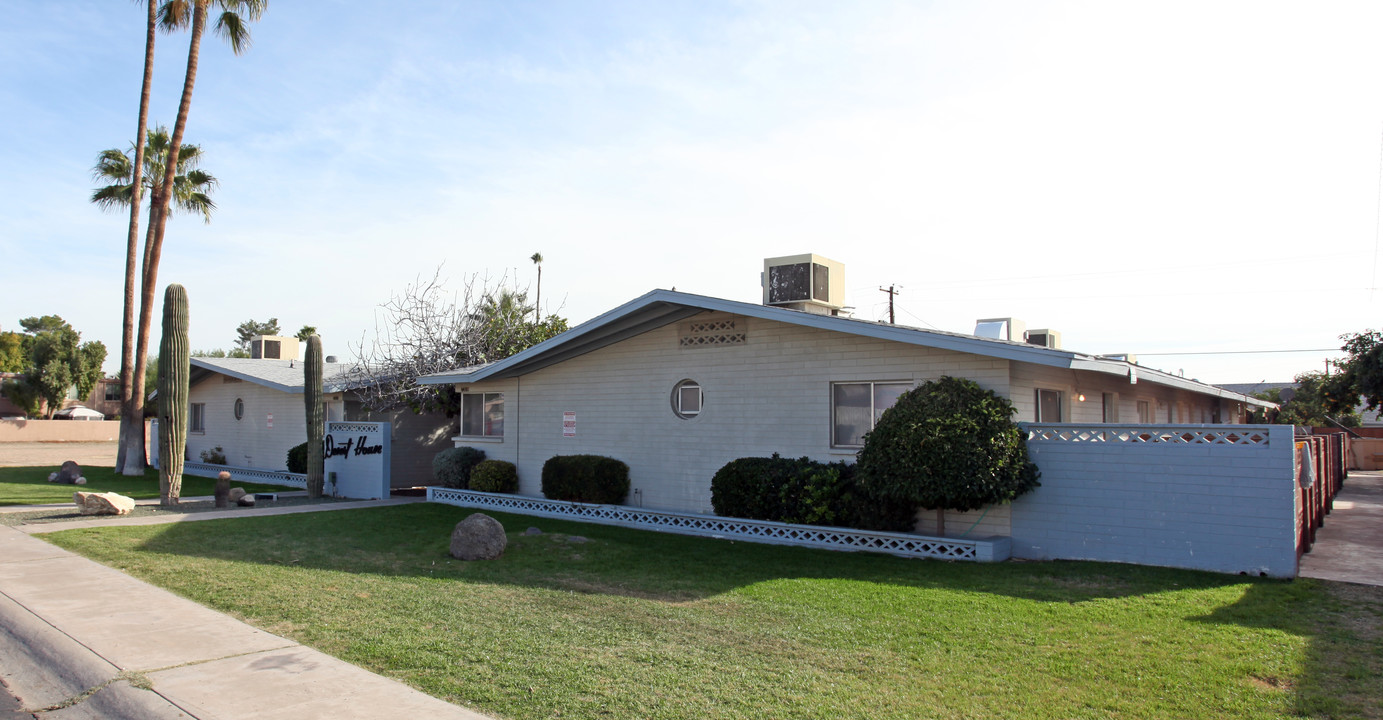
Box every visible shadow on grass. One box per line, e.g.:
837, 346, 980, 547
54, 502, 1383, 717
105, 502, 1259, 604
1192, 579, 1383, 718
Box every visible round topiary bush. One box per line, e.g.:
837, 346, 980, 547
541, 455, 630, 504
433, 446, 487, 489
469, 459, 519, 493
856, 376, 1040, 512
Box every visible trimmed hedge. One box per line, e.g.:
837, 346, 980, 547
433, 447, 487, 489
856, 376, 1040, 512
710, 454, 916, 531
541, 455, 630, 504
470, 459, 519, 493
286, 442, 308, 473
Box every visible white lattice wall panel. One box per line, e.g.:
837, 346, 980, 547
184, 462, 306, 489
1025, 424, 1271, 446
427, 488, 1010, 562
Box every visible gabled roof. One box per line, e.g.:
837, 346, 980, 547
190, 357, 363, 394
417, 290, 1273, 408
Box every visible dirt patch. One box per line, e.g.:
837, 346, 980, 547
0, 442, 118, 468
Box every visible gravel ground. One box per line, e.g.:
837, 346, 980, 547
0, 441, 119, 468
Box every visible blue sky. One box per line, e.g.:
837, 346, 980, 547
4, 1, 1383, 385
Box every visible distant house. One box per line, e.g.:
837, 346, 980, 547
0, 372, 120, 419
184, 346, 452, 487
419, 259, 1271, 518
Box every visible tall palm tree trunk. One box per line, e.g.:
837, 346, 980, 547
118, 0, 158, 475
133, 1, 208, 433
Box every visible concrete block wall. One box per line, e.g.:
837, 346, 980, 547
1013, 424, 1298, 577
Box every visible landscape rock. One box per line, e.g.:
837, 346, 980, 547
73, 491, 135, 516
55, 461, 82, 484
237, 494, 256, 507
74, 477, 86, 485
47, 472, 58, 482
523, 527, 543, 536
228, 487, 247, 503
450, 513, 508, 561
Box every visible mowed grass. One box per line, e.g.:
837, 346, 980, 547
44, 504, 1383, 720
0, 466, 291, 504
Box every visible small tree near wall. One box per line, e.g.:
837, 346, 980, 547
856, 376, 1040, 534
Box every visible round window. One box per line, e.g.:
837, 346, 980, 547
234, 398, 244, 420
671, 379, 702, 419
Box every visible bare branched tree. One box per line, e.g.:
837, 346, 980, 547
350, 267, 568, 416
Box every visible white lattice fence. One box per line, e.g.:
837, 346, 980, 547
1026, 424, 1271, 446
427, 488, 1010, 562
184, 462, 306, 489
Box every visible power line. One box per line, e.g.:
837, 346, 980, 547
1137, 348, 1342, 357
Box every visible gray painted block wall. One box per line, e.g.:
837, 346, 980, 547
1013, 424, 1299, 577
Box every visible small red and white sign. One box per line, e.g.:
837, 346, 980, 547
562, 411, 576, 437
266, 413, 274, 428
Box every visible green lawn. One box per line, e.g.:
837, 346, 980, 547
40, 503, 1383, 719
0, 465, 292, 505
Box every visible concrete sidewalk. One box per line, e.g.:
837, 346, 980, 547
0, 511, 489, 718
1299, 470, 1383, 586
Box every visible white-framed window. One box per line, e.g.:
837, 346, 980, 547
1136, 400, 1153, 424
832, 381, 911, 447
104, 383, 121, 402
460, 392, 503, 438
190, 403, 206, 433
1035, 389, 1063, 422
672, 379, 702, 419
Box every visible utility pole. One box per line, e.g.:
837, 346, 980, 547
879, 285, 900, 324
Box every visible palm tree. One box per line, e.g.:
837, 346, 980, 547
92, 127, 218, 224
112, 0, 158, 476
127, 0, 266, 475
530, 252, 543, 322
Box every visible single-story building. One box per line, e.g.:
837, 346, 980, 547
418, 272, 1273, 522
184, 347, 452, 487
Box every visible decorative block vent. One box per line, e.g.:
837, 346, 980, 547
1025, 424, 1270, 446
426, 488, 1010, 562
679, 317, 746, 348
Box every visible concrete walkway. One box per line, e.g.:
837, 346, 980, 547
0, 499, 490, 719
1299, 470, 1383, 587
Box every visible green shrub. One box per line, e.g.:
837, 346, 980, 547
469, 459, 519, 493
286, 442, 308, 473
199, 446, 228, 465
711, 455, 916, 531
541, 455, 630, 504
433, 447, 487, 489
856, 376, 1040, 512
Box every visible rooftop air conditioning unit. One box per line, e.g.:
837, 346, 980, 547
761, 254, 845, 315
974, 317, 1027, 342
1026, 329, 1062, 349
250, 335, 301, 360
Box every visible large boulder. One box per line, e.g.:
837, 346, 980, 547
228, 487, 247, 503
449, 513, 508, 561
73, 492, 135, 516
55, 461, 82, 484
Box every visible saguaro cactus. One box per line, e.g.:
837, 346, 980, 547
304, 334, 325, 498
158, 283, 190, 506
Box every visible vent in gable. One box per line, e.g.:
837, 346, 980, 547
679, 318, 746, 348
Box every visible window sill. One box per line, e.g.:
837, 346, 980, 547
454, 435, 503, 444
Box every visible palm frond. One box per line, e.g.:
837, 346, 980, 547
90, 183, 135, 212
91, 149, 133, 182
157, 0, 192, 31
